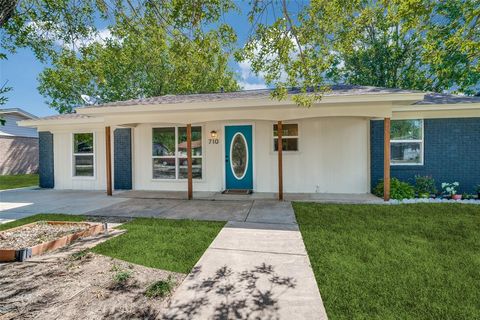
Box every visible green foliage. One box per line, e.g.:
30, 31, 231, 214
373, 178, 415, 200
70, 249, 89, 261
293, 202, 480, 319
237, 0, 480, 105
475, 185, 480, 193
414, 175, 437, 196
145, 276, 175, 299
2, 0, 239, 113
113, 270, 132, 284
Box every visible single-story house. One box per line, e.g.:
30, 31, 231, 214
19, 85, 480, 200
0, 108, 39, 175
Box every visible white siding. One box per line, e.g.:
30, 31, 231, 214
132, 117, 369, 194
0, 114, 38, 138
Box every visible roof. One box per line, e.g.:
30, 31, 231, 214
34, 113, 92, 121
81, 85, 422, 108
415, 92, 480, 105
0, 108, 38, 119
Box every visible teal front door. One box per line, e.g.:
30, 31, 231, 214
225, 125, 253, 190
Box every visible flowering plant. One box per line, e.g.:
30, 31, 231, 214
441, 182, 459, 196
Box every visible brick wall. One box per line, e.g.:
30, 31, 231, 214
114, 128, 132, 190
371, 118, 480, 194
38, 131, 54, 188
0, 136, 39, 175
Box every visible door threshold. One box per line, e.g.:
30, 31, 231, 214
221, 189, 253, 195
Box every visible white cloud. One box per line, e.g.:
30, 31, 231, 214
238, 81, 268, 90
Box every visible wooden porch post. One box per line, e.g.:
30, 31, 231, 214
186, 124, 193, 200
105, 126, 112, 196
277, 121, 283, 201
384, 118, 391, 201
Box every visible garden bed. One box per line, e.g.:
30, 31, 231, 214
0, 221, 105, 262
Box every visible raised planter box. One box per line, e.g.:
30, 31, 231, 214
0, 221, 105, 262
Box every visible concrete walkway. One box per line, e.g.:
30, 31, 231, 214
163, 205, 328, 320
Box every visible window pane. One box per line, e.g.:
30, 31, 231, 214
153, 158, 176, 179
74, 133, 94, 153
274, 138, 298, 151
152, 128, 175, 156
391, 142, 422, 164
178, 126, 202, 157
74, 155, 94, 176
178, 158, 202, 179
274, 124, 298, 137
391, 120, 422, 140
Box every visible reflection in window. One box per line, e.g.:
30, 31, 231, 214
230, 133, 247, 179
391, 120, 423, 165
152, 127, 202, 179
273, 123, 299, 151
73, 133, 94, 176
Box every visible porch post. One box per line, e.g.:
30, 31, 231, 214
187, 124, 193, 200
383, 118, 391, 201
277, 121, 283, 201
105, 126, 112, 196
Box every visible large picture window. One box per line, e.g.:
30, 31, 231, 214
391, 119, 423, 165
73, 133, 95, 176
273, 123, 299, 151
152, 126, 202, 179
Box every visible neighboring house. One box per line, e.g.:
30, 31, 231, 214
0, 108, 39, 175
19, 86, 480, 196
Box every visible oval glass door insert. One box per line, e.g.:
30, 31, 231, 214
230, 133, 248, 180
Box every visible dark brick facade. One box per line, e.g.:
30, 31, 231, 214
371, 118, 480, 194
114, 128, 132, 190
38, 131, 54, 188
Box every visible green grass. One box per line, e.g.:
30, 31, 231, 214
0, 174, 39, 190
92, 218, 225, 274
0, 213, 85, 231
293, 203, 480, 320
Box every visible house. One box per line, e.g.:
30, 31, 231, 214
18, 86, 480, 199
0, 108, 39, 175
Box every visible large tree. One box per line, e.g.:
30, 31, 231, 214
237, 0, 480, 106
1, 0, 239, 113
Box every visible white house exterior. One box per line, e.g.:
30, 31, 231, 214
0, 108, 39, 174
19, 86, 480, 197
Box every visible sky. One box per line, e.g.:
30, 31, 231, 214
0, 1, 271, 117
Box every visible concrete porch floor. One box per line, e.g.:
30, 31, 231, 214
117, 190, 383, 203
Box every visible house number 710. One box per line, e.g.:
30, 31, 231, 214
208, 139, 219, 144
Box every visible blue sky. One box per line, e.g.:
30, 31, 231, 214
0, 1, 272, 117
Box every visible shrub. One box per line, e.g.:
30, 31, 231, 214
113, 270, 132, 284
145, 276, 176, 298
441, 182, 459, 196
414, 175, 437, 196
373, 178, 415, 200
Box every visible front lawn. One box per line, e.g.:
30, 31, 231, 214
0, 174, 39, 190
92, 218, 225, 273
294, 203, 480, 319
1, 214, 224, 274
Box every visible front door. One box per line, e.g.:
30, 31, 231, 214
225, 125, 253, 190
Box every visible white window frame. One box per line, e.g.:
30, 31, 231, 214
72, 132, 96, 178
151, 126, 204, 180
390, 119, 424, 166
273, 123, 299, 152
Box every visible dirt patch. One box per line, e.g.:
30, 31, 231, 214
0, 248, 185, 319
0, 222, 91, 249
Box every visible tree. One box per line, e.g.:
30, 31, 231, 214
0, 53, 12, 125
2, 0, 239, 113
237, 0, 480, 106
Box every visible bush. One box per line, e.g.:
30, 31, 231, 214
145, 276, 175, 298
414, 175, 437, 196
373, 178, 415, 200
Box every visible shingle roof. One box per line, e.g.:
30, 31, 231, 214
415, 92, 480, 105
81, 85, 422, 108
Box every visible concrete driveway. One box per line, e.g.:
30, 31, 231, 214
0, 188, 127, 223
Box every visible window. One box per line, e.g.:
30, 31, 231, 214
73, 133, 94, 176
273, 123, 299, 151
391, 119, 423, 165
152, 126, 202, 179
